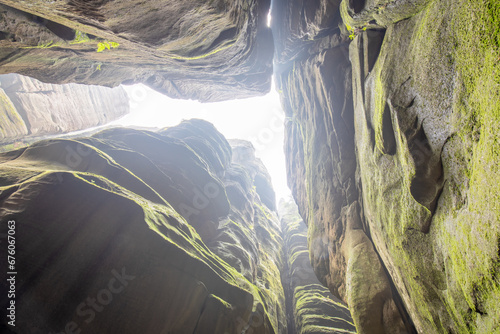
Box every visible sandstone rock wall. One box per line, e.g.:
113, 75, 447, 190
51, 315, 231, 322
275, 0, 500, 332
272, 0, 413, 331
347, 0, 500, 332
279, 199, 356, 334
0, 73, 129, 143
0, 118, 361, 334
0, 0, 273, 102
0, 0, 497, 332
0, 120, 287, 333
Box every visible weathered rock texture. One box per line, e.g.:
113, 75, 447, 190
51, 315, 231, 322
348, 0, 500, 332
0, 118, 359, 334
0, 120, 288, 333
279, 199, 356, 334
275, 0, 500, 332
0, 73, 129, 143
0, 0, 273, 101
273, 0, 413, 332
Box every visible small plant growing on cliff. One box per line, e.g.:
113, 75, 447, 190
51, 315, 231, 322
97, 41, 120, 52
346, 23, 367, 40
70, 30, 91, 45
345, 23, 355, 39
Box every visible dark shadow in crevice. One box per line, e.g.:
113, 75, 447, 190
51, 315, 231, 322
381, 102, 396, 155
0, 31, 12, 41
66, 0, 109, 21
349, 0, 366, 14
389, 78, 445, 233
363, 29, 385, 74
31, 15, 76, 40
362, 200, 418, 334
406, 120, 445, 233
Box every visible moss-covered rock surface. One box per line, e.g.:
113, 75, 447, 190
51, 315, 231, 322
276, 0, 500, 332
351, 0, 500, 332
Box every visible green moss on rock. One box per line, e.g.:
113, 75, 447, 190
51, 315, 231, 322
352, 0, 500, 332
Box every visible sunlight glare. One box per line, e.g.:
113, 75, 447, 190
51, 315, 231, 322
113, 80, 291, 202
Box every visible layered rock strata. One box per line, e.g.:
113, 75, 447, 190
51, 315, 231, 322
275, 0, 500, 332
0, 0, 497, 332
0, 73, 129, 143
0, 0, 273, 101
279, 199, 356, 334
0, 119, 286, 333
272, 0, 413, 331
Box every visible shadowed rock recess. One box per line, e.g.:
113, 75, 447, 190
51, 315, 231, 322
0, 0, 499, 333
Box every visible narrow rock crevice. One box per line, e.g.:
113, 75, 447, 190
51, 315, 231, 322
381, 102, 397, 155
32, 16, 76, 40
363, 29, 385, 74
349, 0, 366, 14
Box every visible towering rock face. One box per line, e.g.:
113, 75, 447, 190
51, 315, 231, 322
0, 73, 129, 144
0, 120, 287, 333
275, 0, 500, 333
279, 199, 356, 334
0, 0, 273, 101
272, 0, 413, 332
347, 0, 500, 332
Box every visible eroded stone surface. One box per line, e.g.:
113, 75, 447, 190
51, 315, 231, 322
279, 199, 356, 334
0, 120, 286, 334
276, 0, 500, 332
0, 73, 129, 143
0, 0, 273, 102
350, 0, 500, 331
0, 0, 498, 332
273, 0, 413, 331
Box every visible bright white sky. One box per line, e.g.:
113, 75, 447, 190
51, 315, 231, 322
110, 81, 291, 202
